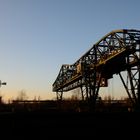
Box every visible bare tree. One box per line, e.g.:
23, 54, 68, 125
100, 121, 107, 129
71, 88, 81, 100
16, 89, 28, 101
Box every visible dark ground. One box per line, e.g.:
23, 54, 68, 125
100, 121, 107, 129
0, 110, 140, 139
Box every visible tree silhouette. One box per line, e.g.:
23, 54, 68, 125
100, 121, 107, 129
16, 89, 28, 101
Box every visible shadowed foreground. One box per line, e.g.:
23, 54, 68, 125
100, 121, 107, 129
0, 111, 140, 139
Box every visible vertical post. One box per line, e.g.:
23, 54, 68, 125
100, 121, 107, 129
138, 43, 140, 110
137, 66, 140, 111
80, 86, 84, 101
56, 91, 63, 100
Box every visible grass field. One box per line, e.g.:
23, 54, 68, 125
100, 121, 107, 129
0, 100, 139, 139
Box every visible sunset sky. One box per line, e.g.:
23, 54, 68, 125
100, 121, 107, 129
0, 0, 140, 102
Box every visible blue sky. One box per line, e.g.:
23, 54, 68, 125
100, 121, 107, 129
0, 0, 140, 102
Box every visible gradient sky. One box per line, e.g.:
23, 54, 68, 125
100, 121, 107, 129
0, 0, 140, 102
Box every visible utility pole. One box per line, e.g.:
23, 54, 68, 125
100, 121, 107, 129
0, 80, 6, 87
0, 80, 6, 104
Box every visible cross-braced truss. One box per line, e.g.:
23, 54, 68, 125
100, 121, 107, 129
52, 29, 140, 110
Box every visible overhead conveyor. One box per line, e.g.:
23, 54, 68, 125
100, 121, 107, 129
52, 29, 140, 110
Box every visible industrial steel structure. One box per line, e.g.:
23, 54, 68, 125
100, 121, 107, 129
52, 29, 140, 110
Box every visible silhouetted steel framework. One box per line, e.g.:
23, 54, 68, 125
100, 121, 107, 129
52, 29, 140, 110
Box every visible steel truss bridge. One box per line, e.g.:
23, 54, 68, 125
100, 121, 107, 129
52, 29, 140, 111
